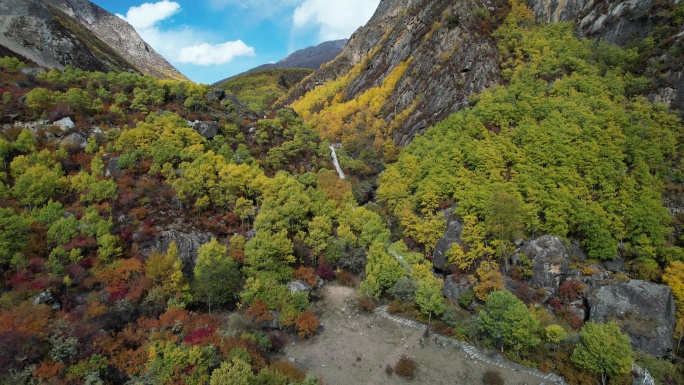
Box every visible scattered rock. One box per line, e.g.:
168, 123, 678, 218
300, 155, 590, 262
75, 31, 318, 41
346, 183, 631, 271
588, 280, 676, 357
20, 67, 45, 77
33, 289, 60, 310
189, 120, 221, 139
59, 132, 87, 148
53, 117, 75, 133
519, 235, 570, 294
288, 280, 312, 294
442, 275, 471, 302
603, 257, 625, 273
105, 157, 120, 177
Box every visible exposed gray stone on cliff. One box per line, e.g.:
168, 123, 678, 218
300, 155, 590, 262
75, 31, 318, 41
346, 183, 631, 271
148, 230, 213, 276
0, 0, 183, 79
42, 0, 184, 79
432, 217, 464, 272
529, 0, 684, 113
588, 279, 676, 357
0, 0, 128, 72
284, 0, 502, 146
519, 235, 570, 294
189, 120, 221, 139
442, 275, 472, 302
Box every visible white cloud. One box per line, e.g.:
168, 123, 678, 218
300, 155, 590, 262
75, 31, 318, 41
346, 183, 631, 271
208, 0, 299, 11
293, 0, 379, 41
178, 41, 255, 65
117, 1, 256, 66
116, 0, 180, 30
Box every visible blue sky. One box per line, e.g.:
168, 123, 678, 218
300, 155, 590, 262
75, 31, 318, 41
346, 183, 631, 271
91, 0, 380, 84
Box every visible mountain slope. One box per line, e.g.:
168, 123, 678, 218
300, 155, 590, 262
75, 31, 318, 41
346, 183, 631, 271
213, 39, 346, 85
285, 0, 507, 148
0, 0, 185, 79
529, 0, 684, 112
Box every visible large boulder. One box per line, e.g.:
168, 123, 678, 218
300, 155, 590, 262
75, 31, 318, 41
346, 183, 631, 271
442, 275, 472, 302
588, 280, 676, 357
148, 230, 214, 276
189, 120, 221, 139
53, 117, 75, 135
519, 235, 570, 294
432, 218, 464, 271
287, 280, 312, 294
206, 89, 225, 103
59, 132, 87, 148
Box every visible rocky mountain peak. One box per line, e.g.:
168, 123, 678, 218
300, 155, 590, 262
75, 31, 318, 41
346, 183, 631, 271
0, 0, 185, 79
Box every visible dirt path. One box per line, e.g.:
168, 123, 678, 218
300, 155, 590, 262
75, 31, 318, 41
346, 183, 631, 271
283, 284, 549, 385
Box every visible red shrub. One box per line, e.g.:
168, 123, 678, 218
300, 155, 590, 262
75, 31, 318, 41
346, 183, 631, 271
109, 287, 129, 303
394, 355, 417, 379
183, 328, 214, 346
269, 360, 306, 382
316, 263, 335, 281
558, 280, 584, 303
29, 278, 48, 292
245, 299, 273, 324
7, 270, 31, 288
294, 266, 318, 287
337, 270, 355, 286
296, 310, 319, 338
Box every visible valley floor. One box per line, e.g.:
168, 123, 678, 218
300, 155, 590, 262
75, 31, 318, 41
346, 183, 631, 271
284, 285, 546, 385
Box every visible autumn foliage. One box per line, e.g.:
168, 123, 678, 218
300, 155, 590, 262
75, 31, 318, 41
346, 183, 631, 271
296, 309, 319, 338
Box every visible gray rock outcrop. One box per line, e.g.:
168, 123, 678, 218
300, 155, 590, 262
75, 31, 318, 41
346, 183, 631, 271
287, 280, 312, 294
588, 280, 676, 357
442, 275, 472, 302
206, 89, 225, 103
520, 235, 570, 294
189, 120, 221, 139
148, 230, 213, 275
59, 132, 86, 148
33, 289, 60, 310
432, 217, 463, 271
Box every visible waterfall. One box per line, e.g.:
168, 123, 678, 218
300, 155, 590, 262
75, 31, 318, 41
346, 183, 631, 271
329, 145, 346, 179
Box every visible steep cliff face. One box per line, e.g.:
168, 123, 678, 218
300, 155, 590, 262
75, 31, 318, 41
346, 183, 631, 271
0, 0, 185, 79
286, 0, 506, 146
529, 0, 684, 112
0, 0, 130, 72
43, 0, 185, 80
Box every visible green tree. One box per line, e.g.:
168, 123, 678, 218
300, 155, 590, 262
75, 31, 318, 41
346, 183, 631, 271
24, 87, 53, 111
478, 290, 540, 355
193, 238, 242, 312
663, 261, 684, 354
12, 164, 66, 210
572, 321, 633, 385
486, 191, 525, 259
0, 208, 29, 264
359, 242, 406, 299
145, 241, 190, 304
412, 263, 445, 324
243, 229, 295, 282
305, 215, 332, 261
14, 129, 37, 153
209, 358, 254, 385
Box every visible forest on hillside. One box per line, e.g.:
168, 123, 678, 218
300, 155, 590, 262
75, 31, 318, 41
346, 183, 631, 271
0, 1, 683, 384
